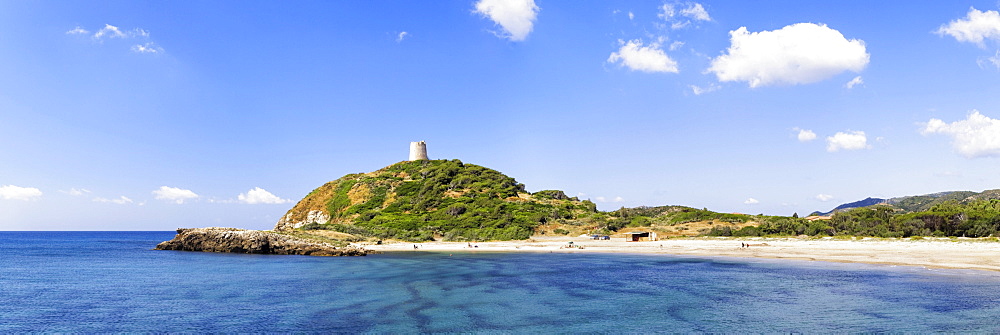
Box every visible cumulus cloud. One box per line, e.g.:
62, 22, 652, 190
937, 7, 1000, 47
844, 76, 864, 89
744, 198, 759, 205
815, 194, 834, 202
396, 31, 409, 42
94, 196, 134, 205
922, 110, 1000, 158
153, 186, 199, 204
238, 187, 292, 204
0, 185, 43, 201
608, 39, 679, 73
708, 23, 869, 88
795, 128, 817, 142
629, 11, 635, 20
826, 130, 870, 152
473, 0, 539, 41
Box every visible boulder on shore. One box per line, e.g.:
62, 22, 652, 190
155, 227, 367, 256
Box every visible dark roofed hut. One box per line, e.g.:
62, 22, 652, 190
623, 231, 657, 242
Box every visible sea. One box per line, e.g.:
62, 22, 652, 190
3, 231, 1000, 333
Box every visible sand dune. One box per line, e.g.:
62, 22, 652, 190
363, 236, 1000, 272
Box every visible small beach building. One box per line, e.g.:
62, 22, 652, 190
623, 231, 657, 242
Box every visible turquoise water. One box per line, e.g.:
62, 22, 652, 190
2, 231, 1000, 332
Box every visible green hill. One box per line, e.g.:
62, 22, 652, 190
275, 159, 601, 241
887, 190, 1000, 212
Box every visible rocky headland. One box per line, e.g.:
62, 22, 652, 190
155, 227, 368, 256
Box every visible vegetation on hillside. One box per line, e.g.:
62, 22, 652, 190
708, 200, 1000, 238
287, 160, 1000, 241
887, 191, 976, 212
297, 159, 598, 242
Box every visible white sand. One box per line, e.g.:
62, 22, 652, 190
362, 236, 1000, 272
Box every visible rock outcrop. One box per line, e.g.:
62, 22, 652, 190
275, 210, 330, 231
155, 227, 367, 256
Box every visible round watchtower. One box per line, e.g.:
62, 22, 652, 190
408, 141, 428, 161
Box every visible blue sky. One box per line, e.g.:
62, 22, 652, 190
3, 0, 1000, 230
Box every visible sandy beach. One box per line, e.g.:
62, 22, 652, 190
362, 236, 1000, 272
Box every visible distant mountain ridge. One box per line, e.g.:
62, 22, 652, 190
813, 189, 1000, 215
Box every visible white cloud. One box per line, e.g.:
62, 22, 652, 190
658, 2, 711, 30
680, 3, 711, 22
708, 23, 869, 87
937, 7, 1000, 47
608, 39, 679, 73
658, 4, 675, 20
669, 41, 685, 51
94, 196, 134, 205
473, 0, 539, 42
238, 187, 292, 204
131, 42, 163, 54
826, 130, 870, 152
690, 83, 720, 95
922, 110, 1000, 158
628, 11, 635, 20
815, 194, 834, 202
70, 24, 164, 54
153, 186, 199, 204
78, 24, 153, 41
0, 185, 43, 201
66, 26, 89, 35
977, 50, 1000, 70
795, 128, 817, 142
396, 31, 408, 42
844, 76, 864, 89
61, 188, 91, 196
744, 197, 759, 205
93, 24, 127, 39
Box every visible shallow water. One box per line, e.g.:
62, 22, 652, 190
2, 231, 999, 332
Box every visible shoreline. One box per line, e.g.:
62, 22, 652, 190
362, 236, 1000, 272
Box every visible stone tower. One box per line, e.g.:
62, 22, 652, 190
408, 141, 428, 161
